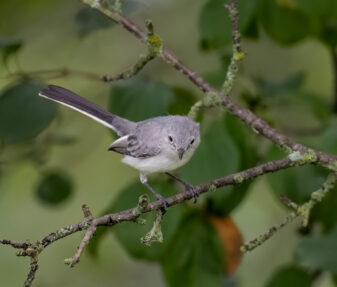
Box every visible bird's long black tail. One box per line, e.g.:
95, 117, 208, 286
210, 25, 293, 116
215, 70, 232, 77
39, 85, 135, 136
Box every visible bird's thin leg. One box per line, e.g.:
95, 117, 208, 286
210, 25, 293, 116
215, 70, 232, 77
165, 172, 199, 203
140, 173, 168, 211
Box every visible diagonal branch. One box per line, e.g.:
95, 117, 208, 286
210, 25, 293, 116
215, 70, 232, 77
241, 172, 337, 252
0, 155, 322, 286
81, 0, 337, 166
2, 1, 337, 286
1, 156, 304, 250
66, 205, 96, 267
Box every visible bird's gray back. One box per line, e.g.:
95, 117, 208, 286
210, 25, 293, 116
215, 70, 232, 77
135, 115, 197, 141
109, 115, 199, 159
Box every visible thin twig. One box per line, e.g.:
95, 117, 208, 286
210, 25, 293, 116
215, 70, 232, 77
69, 224, 96, 267
222, 0, 243, 95
0, 68, 102, 81
241, 173, 337, 252
1, 53, 155, 83
67, 205, 95, 267
23, 257, 39, 287
0, 239, 29, 249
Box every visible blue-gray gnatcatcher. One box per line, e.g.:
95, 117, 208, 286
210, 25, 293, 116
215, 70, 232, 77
39, 85, 200, 209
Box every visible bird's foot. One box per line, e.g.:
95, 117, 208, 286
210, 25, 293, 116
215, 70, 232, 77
185, 184, 199, 203
165, 173, 198, 203
154, 193, 168, 213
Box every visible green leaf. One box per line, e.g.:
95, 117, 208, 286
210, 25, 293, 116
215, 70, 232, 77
180, 115, 255, 215
254, 72, 305, 98
162, 209, 225, 287
180, 117, 239, 184
264, 125, 337, 231
295, 0, 336, 16
75, 6, 114, 37
87, 226, 108, 257
283, 92, 329, 124
321, 121, 337, 156
203, 70, 227, 89
238, 0, 259, 34
211, 113, 256, 212
241, 13, 259, 39
255, 78, 329, 130
75, 1, 145, 37
266, 146, 326, 204
36, 171, 73, 205
264, 265, 312, 287
102, 180, 183, 261
109, 78, 174, 122
0, 82, 58, 144
311, 184, 337, 232
199, 0, 258, 50
295, 226, 337, 273
199, 0, 231, 50
259, 0, 311, 45
0, 38, 22, 63
318, 19, 337, 47
308, 124, 337, 231
295, 0, 337, 46
205, 114, 256, 215
168, 87, 196, 115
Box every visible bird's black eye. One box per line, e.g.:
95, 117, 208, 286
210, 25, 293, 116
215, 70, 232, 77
168, 136, 173, 142
190, 139, 195, 145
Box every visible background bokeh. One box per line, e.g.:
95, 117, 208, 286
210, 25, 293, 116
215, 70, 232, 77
0, 0, 337, 286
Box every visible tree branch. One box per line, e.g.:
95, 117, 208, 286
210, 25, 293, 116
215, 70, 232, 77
2, 1, 337, 285
81, 0, 337, 166
2, 50, 155, 83
222, 0, 243, 95
241, 172, 337, 252
1, 156, 304, 286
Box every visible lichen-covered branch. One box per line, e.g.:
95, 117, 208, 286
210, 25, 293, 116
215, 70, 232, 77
65, 205, 96, 267
141, 209, 164, 246
23, 256, 39, 287
102, 52, 155, 82
188, 0, 242, 120
3, 49, 155, 83
241, 173, 337, 252
1, 156, 304, 286
81, 0, 337, 166
222, 0, 244, 95
2, 0, 337, 286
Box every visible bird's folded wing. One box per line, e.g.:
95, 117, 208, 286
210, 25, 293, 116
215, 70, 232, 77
109, 135, 160, 158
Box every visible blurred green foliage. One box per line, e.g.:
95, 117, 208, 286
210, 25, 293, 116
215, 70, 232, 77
162, 210, 225, 287
36, 170, 73, 205
265, 265, 312, 287
295, 226, 337, 273
0, 0, 336, 286
109, 78, 175, 121
0, 82, 58, 144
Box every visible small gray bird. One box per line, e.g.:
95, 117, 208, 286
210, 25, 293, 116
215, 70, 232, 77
39, 85, 200, 209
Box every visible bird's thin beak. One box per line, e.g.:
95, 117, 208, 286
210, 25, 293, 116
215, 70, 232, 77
178, 149, 184, 160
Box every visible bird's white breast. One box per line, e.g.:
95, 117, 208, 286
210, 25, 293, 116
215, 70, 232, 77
122, 147, 196, 174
